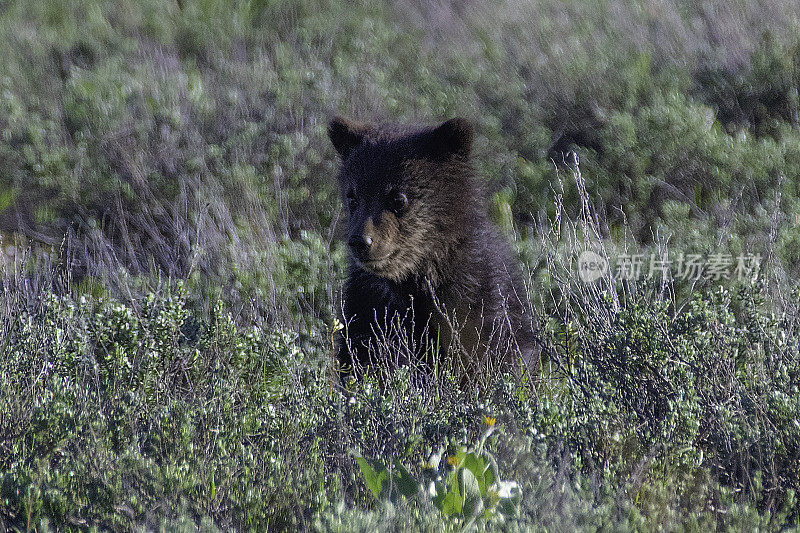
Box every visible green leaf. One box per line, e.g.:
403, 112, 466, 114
463, 453, 494, 496
355, 457, 389, 501
453, 446, 467, 467
460, 467, 483, 518
393, 459, 419, 498
435, 469, 465, 517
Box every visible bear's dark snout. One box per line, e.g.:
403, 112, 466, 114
347, 233, 372, 260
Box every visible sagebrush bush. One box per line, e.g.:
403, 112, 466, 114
2, 228, 799, 530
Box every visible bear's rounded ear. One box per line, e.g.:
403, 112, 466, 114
328, 116, 368, 160
427, 117, 473, 158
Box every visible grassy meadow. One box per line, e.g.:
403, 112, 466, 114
1, 0, 800, 530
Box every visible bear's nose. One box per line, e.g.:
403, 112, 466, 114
348, 235, 373, 256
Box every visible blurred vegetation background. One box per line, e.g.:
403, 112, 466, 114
1, 0, 800, 530
3, 0, 800, 288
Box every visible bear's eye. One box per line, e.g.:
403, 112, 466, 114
346, 191, 358, 211
390, 192, 408, 214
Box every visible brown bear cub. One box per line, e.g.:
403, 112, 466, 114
328, 116, 538, 387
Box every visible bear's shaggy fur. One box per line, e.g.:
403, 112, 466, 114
328, 116, 538, 386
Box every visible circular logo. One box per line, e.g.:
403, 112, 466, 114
577, 251, 608, 283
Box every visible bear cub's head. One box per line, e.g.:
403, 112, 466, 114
328, 116, 477, 282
